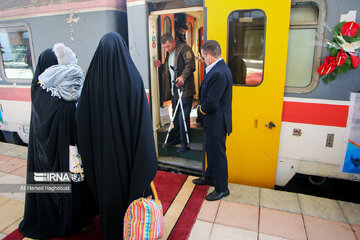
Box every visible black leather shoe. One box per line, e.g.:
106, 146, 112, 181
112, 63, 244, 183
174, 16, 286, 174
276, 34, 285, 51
192, 177, 215, 186
205, 189, 230, 201
177, 146, 190, 153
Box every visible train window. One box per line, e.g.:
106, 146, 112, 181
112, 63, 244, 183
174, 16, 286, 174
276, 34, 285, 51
285, 1, 325, 93
164, 17, 172, 35
228, 10, 266, 86
0, 24, 34, 82
290, 5, 317, 24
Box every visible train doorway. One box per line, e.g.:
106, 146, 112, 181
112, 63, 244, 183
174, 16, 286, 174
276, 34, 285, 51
148, 7, 204, 175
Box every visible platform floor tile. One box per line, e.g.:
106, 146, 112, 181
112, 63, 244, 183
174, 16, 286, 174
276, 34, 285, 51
304, 215, 356, 240
260, 188, 301, 214
214, 200, 259, 232
209, 224, 257, 240
188, 220, 212, 240
298, 194, 347, 223
259, 207, 306, 240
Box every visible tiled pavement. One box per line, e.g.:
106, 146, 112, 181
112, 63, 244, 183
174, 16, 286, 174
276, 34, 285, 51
190, 184, 360, 239
190, 184, 360, 240
1, 142, 360, 240
0, 142, 26, 239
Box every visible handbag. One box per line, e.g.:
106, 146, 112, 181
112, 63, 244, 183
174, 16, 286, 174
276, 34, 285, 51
123, 181, 165, 240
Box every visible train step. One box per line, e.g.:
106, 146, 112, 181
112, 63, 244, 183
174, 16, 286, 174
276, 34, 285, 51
157, 125, 204, 162
157, 142, 203, 161
158, 156, 202, 176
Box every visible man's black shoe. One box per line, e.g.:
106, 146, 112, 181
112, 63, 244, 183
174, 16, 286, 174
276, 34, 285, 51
177, 146, 190, 153
192, 177, 215, 186
205, 189, 230, 201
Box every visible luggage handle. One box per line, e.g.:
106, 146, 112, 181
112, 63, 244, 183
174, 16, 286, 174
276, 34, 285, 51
150, 181, 159, 202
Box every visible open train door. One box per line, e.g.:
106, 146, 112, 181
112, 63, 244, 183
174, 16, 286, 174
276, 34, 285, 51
205, 0, 291, 188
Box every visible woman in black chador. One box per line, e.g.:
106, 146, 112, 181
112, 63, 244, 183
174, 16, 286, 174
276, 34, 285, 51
76, 32, 158, 239
19, 45, 96, 239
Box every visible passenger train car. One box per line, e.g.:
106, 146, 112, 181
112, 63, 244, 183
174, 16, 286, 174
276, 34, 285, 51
1, 0, 359, 188
0, 0, 128, 142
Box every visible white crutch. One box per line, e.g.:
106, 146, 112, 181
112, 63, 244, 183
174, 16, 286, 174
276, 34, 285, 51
162, 89, 184, 148
176, 87, 190, 145
162, 66, 190, 148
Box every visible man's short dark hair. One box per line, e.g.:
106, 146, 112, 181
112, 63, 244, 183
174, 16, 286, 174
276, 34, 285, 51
160, 33, 174, 44
201, 40, 221, 58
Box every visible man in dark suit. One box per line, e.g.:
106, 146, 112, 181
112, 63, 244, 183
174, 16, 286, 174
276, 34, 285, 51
193, 40, 233, 201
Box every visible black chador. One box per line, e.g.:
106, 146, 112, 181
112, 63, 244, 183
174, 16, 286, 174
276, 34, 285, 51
76, 32, 158, 239
19, 49, 96, 239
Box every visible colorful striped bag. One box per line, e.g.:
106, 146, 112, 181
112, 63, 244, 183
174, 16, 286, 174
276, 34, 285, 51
123, 181, 165, 240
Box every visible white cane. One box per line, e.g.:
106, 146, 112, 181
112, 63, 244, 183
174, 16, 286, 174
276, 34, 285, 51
162, 90, 184, 148
170, 65, 190, 146
162, 65, 190, 148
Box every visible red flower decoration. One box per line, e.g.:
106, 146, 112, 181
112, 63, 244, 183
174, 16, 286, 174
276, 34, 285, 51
319, 21, 360, 83
336, 50, 347, 66
317, 56, 336, 75
349, 53, 360, 68
341, 21, 359, 37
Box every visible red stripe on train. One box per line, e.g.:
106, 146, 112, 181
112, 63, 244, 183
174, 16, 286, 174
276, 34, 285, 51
0, 88, 350, 127
0, 88, 31, 102
282, 101, 349, 127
